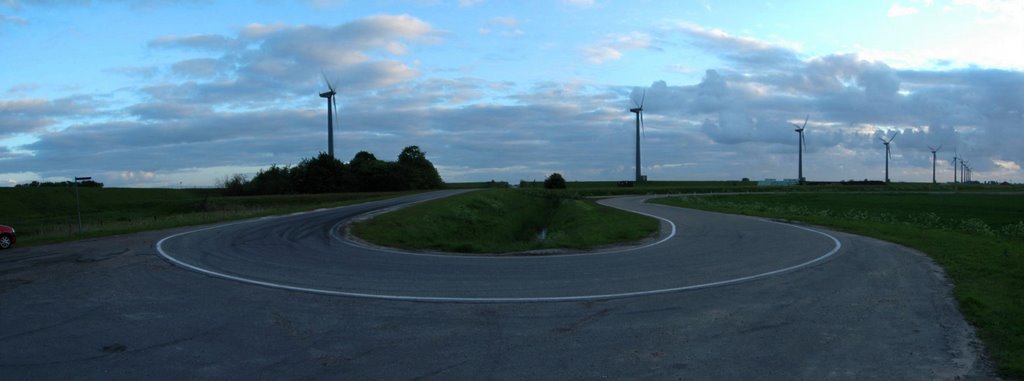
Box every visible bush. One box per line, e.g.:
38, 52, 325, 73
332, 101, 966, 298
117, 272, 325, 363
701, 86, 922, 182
221, 174, 250, 196
544, 173, 567, 189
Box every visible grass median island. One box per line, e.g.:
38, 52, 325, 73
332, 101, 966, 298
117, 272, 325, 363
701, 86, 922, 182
2, 186, 418, 247
350, 189, 659, 253
650, 193, 1024, 378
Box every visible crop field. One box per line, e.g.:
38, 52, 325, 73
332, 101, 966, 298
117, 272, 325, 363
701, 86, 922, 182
0, 186, 415, 247
651, 192, 1024, 377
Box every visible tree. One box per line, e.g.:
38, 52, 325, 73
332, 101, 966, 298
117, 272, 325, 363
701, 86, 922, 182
348, 151, 386, 191
397, 145, 443, 189
250, 165, 293, 195
291, 152, 346, 193
544, 173, 566, 189
219, 146, 443, 196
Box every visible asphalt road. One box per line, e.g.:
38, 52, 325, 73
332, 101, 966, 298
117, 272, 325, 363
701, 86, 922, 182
0, 190, 997, 380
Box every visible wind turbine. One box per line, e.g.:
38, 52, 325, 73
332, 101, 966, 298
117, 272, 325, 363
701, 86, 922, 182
961, 159, 969, 183
791, 115, 809, 184
319, 75, 338, 158
880, 133, 897, 183
952, 150, 959, 184
629, 90, 646, 183
928, 144, 942, 184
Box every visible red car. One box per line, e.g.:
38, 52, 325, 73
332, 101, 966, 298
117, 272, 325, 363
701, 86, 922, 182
0, 225, 15, 249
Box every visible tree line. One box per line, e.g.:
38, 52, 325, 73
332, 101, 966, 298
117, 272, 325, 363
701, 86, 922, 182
222, 145, 443, 196
15, 180, 104, 188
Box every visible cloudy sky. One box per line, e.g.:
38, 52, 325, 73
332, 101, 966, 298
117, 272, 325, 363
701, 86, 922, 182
2, 0, 1022, 187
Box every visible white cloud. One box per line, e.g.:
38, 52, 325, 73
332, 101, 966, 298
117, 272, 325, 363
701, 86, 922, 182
563, 0, 596, 8
582, 32, 653, 64
887, 4, 920, 17
994, 159, 1020, 171
0, 13, 28, 25
481, 16, 524, 37
241, 22, 287, 38
582, 45, 622, 64
489, 16, 518, 27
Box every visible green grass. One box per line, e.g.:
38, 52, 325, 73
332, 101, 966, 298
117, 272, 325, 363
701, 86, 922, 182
1, 186, 418, 247
650, 193, 1024, 378
518, 180, 760, 195
444, 181, 510, 189
516, 180, 1023, 196
351, 189, 659, 253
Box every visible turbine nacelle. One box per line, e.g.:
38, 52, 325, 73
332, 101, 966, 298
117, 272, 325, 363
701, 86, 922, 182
879, 133, 897, 145
791, 115, 808, 132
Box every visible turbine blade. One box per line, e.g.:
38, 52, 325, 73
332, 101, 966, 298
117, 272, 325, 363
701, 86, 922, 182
889, 133, 898, 142
640, 90, 646, 108
321, 72, 330, 90
802, 115, 808, 129
640, 111, 645, 139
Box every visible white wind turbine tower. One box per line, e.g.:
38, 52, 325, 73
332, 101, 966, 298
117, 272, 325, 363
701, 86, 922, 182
880, 133, 897, 183
319, 75, 338, 158
928, 144, 942, 184
952, 149, 959, 184
791, 115, 808, 184
628, 90, 647, 183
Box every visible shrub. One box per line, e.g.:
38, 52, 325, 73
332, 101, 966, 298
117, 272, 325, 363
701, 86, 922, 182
544, 173, 567, 189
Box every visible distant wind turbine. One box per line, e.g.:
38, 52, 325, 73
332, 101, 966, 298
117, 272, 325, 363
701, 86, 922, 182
928, 144, 942, 184
629, 90, 647, 182
791, 115, 809, 184
952, 150, 959, 184
961, 159, 970, 183
879, 133, 897, 183
319, 74, 338, 158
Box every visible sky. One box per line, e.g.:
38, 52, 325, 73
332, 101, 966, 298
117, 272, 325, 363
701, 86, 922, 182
1, 0, 1022, 187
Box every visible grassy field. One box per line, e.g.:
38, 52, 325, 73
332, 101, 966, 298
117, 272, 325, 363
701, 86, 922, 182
651, 193, 1024, 378
515, 179, 1021, 196
1, 186, 417, 247
351, 189, 659, 253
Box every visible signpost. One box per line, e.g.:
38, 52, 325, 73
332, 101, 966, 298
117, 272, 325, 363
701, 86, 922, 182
74, 177, 91, 234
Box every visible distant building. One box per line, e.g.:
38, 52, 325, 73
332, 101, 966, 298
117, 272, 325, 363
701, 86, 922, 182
757, 178, 799, 187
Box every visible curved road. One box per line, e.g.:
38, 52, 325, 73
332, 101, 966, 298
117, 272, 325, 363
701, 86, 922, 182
157, 191, 841, 301
0, 190, 996, 379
